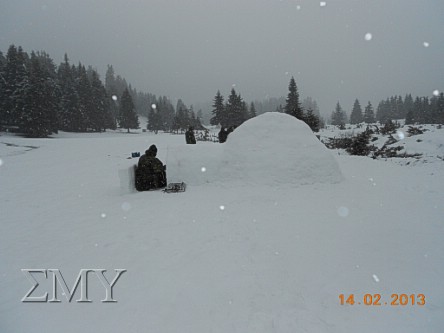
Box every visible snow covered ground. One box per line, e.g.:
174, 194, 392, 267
1, 113, 443, 332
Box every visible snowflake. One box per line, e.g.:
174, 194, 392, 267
121, 202, 131, 211
337, 206, 349, 217
395, 130, 405, 140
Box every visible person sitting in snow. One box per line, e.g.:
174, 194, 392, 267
185, 126, 196, 144
135, 144, 166, 191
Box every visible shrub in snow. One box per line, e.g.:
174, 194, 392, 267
379, 120, 400, 135
346, 130, 374, 156
407, 126, 424, 136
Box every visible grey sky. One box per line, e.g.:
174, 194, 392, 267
1, 0, 443, 117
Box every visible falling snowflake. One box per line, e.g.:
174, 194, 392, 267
0, 159, 3, 166
364, 33, 373, 41
433, 90, 440, 96
219, 205, 225, 211
423, 42, 430, 48
151, 104, 157, 109
395, 130, 405, 140
372, 274, 380, 282
296, 5, 301, 10
337, 206, 349, 217
112, 95, 118, 101
201, 167, 207, 173
121, 202, 131, 211
320, 1, 327, 7
100, 213, 107, 218
232, 84, 236, 87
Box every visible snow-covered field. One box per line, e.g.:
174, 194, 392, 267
1, 113, 443, 332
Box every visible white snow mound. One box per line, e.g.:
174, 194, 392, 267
219, 112, 343, 186
167, 112, 343, 187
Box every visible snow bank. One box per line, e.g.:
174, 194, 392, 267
219, 112, 343, 186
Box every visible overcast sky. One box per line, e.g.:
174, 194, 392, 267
1, 0, 443, 116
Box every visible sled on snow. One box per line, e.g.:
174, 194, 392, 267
162, 182, 186, 193
133, 165, 186, 193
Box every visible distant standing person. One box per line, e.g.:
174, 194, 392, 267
185, 126, 196, 144
218, 126, 234, 143
218, 127, 228, 143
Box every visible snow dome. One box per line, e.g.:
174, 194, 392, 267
219, 112, 343, 186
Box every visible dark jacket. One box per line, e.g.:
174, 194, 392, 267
185, 128, 196, 144
136, 146, 166, 190
218, 128, 229, 143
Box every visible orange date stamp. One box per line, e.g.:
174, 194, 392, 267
339, 294, 426, 306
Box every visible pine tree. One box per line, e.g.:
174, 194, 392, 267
225, 88, 246, 128
304, 109, 320, 132
436, 93, 444, 124
210, 90, 224, 126
89, 70, 111, 132
105, 65, 121, 121
363, 101, 375, 123
404, 94, 414, 120
2, 45, 29, 127
405, 109, 415, 125
157, 96, 175, 131
301, 97, 320, 117
75, 64, 91, 131
284, 76, 303, 119
147, 103, 161, 133
21, 53, 53, 137
174, 99, 190, 131
35, 51, 59, 134
249, 102, 257, 119
376, 99, 391, 123
58, 54, 80, 131
331, 102, 347, 126
346, 130, 372, 156
350, 99, 363, 124
119, 88, 139, 132
0, 51, 7, 127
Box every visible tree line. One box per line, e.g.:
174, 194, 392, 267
330, 93, 444, 127
210, 77, 322, 132
0, 45, 180, 137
